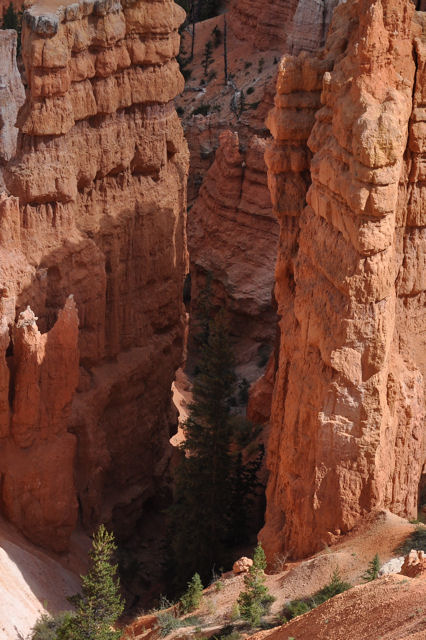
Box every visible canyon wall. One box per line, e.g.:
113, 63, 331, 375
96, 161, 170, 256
188, 131, 278, 376
0, 0, 188, 551
229, 0, 342, 53
261, 0, 426, 559
186, 1, 345, 376
0, 30, 25, 189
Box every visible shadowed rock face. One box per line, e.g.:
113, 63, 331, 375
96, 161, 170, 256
261, 0, 426, 560
0, 0, 189, 552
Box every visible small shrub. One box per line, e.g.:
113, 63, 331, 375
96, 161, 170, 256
180, 573, 204, 613
230, 602, 240, 621
312, 568, 351, 605
176, 106, 184, 117
257, 57, 265, 73
31, 612, 75, 640
282, 569, 351, 622
273, 57, 279, 64
182, 68, 192, 81
157, 611, 200, 637
246, 87, 254, 95
193, 104, 211, 116
272, 552, 289, 574
396, 525, 426, 555
244, 62, 252, 69
362, 554, 380, 582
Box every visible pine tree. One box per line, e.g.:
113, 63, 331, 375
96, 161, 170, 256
227, 448, 263, 546
170, 309, 237, 585
2, 2, 18, 30
2, 2, 22, 55
362, 553, 380, 582
180, 573, 204, 613
69, 525, 124, 640
238, 543, 274, 627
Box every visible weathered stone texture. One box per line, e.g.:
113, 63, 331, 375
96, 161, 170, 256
261, 0, 426, 559
0, 0, 188, 551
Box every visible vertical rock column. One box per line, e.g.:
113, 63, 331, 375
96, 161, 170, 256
262, 0, 425, 559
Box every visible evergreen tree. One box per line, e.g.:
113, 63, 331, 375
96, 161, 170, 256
238, 543, 274, 627
69, 525, 124, 640
2, 2, 22, 54
180, 573, 204, 613
362, 553, 380, 582
227, 448, 263, 546
2, 2, 18, 30
170, 309, 237, 585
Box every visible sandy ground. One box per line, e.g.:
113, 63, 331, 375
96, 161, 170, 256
0, 516, 87, 639
124, 510, 424, 639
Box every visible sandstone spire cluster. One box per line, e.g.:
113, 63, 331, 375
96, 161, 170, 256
0, 0, 189, 551
261, 0, 426, 559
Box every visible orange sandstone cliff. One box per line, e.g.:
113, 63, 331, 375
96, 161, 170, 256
0, 0, 188, 551
261, 0, 426, 560
185, 1, 345, 375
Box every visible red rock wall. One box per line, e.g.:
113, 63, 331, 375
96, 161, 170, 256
0, 0, 188, 551
229, 0, 342, 53
188, 131, 278, 376
261, 0, 426, 559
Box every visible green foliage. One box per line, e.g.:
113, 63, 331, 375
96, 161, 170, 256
2, 2, 22, 53
202, 40, 214, 77
246, 87, 254, 95
169, 309, 238, 584
238, 378, 250, 405
168, 279, 262, 587
282, 569, 351, 622
68, 524, 124, 640
193, 104, 211, 116
156, 611, 200, 637
227, 448, 263, 546
180, 573, 204, 613
396, 525, 426, 555
237, 543, 275, 627
198, 0, 222, 21
31, 612, 75, 640
2, 2, 18, 30
362, 554, 380, 582
212, 26, 222, 47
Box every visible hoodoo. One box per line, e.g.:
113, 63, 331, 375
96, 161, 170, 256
0, 0, 189, 551
261, 0, 426, 559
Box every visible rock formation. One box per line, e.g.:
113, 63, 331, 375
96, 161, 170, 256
229, 0, 342, 53
185, 1, 345, 377
0, 30, 25, 189
188, 131, 278, 375
261, 0, 426, 560
0, 0, 188, 551
400, 550, 426, 577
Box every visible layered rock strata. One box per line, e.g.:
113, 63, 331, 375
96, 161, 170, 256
188, 131, 278, 376
0, 0, 188, 551
229, 0, 342, 53
261, 0, 426, 559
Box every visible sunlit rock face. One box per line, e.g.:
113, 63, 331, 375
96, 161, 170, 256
261, 0, 426, 560
0, 0, 189, 551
